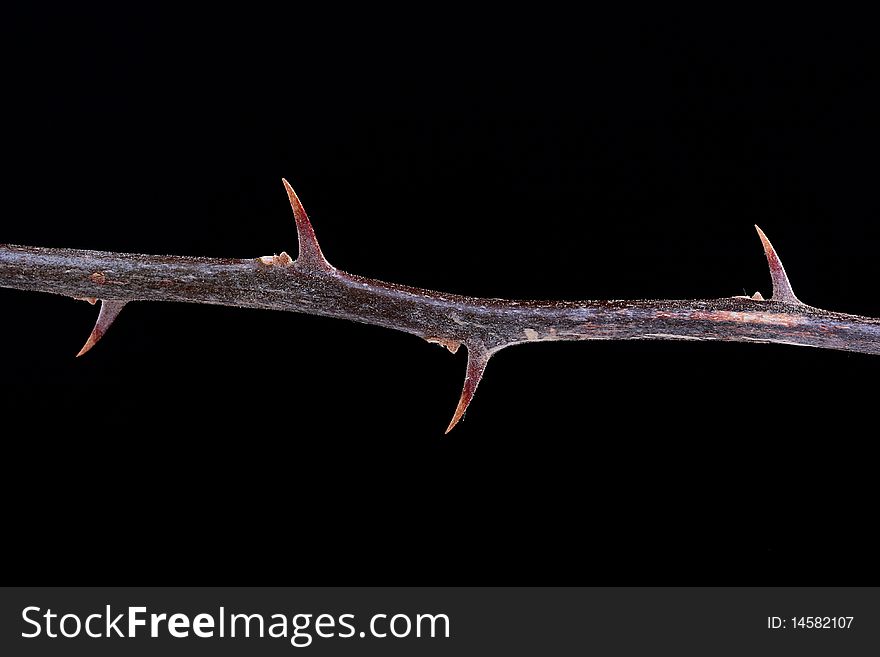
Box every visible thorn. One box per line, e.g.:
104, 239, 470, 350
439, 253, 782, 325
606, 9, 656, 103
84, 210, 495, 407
76, 300, 127, 357
751, 291, 764, 301
445, 344, 491, 434
282, 178, 334, 273
754, 225, 801, 304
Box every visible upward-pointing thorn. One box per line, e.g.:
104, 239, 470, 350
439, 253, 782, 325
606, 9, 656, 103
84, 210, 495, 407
754, 225, 802, 305
282, 178, 334, 273
76, 300, 127, 357
445, 343, 491, 434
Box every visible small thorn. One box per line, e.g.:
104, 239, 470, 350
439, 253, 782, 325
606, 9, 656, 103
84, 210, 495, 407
76, 300, 127, 357
282, 178, 334, 273
257, 251, 294, 267
751, 291, 764, 301
754, 225, 801, 304
425, 336, 461, 354
445, 344, 491, 434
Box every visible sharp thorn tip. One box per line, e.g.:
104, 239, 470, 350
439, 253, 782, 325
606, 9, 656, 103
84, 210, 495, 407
282, 177, 334, 273
445, 344, 490, 433
76, 300, 127, 358
754, 226, 801, 304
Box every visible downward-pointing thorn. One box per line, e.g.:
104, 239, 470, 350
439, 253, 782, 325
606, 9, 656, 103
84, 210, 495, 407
445, 343, 491, 434
76, 300, 127, 357
754, 225, 802, 304
282, 178, 334, 273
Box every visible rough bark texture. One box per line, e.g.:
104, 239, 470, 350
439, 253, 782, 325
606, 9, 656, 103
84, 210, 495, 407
1, 181, 877, 430
2, 244, 878, 356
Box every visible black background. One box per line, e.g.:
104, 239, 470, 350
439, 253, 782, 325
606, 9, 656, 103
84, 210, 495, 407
1, 8, 877, 583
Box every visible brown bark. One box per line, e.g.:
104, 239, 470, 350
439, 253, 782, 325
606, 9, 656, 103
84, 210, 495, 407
2, 181, 877, 430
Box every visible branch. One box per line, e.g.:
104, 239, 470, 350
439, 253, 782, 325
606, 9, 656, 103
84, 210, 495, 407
2, 179, 878, 431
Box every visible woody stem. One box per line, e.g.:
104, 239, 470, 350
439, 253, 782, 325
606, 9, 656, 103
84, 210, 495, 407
2, 244, 879, 356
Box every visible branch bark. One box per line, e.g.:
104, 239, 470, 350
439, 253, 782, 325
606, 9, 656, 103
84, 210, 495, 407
2, 180, 878, 430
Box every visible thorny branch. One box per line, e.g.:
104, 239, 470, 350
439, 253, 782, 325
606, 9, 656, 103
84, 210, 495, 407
1, 180, 878, 431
